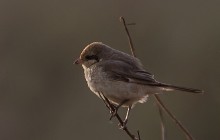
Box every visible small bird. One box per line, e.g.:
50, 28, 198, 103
74, 42, 203, 126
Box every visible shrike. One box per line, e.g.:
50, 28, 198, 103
74, 42, 203, 126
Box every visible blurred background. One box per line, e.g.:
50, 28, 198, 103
0, 0, 220, 140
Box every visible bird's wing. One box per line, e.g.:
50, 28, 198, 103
99, 60, 203, 93
100, 60, 160, 85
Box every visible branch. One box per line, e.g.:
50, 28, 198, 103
153, 95, 194, 140
98, 92, 140, 140
157, 102, 167, 140
120, 16, 194, 140
120, 17, 136, 57
120, 16, 166, 140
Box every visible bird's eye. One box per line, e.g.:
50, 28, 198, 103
85, 55, 99, 61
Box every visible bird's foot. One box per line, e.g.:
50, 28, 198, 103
118, 119, 128, 130
109, 106, 118, 120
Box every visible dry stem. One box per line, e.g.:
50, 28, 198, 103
120, 17, 136, 57
98, 92, 140, 140
120, 16, 194, 140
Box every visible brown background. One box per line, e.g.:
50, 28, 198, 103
0, 0, 220, 140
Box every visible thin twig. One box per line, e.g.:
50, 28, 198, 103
157, 102, 167, 140
98, 92, 112, 111
120, 16, 166, 140
120, 16, 194, 140
98, 92, 139, 140
153, 95, 194, 140
120, 16, 136, 57
137, 130, 141, 140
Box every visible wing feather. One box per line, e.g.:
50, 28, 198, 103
98, 60, 203, 93
100, 60, 159, 85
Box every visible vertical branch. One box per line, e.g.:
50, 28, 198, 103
119, 16, 136, 57
119, 16, 194, 140
157, 102, 167, 140
120, 16, 166, 140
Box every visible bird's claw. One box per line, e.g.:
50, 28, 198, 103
108, 103, 120, 120
109, 107, 117, 120
118, 119, 128, 130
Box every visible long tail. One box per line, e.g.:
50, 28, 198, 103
157, 83, 204, 94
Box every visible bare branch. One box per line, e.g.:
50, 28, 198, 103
157, 101, 167, 140
120, 16, 194, 140
153, 95, 194, 140
137, 130, 141, 140
98, 92, 139, 140
119, 16, 136, 57
120, 16, 166, 140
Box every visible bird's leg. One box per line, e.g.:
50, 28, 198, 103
119, 106, 132, 129
123, 106, 131, 126
109, 99, 129, 120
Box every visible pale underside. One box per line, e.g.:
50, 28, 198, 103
83, 64, 163, 107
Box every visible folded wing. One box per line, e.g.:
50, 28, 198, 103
100, 60, 203, 93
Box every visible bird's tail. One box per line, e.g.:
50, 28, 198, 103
157, 83, 204, 94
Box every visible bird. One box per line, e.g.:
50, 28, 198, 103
74, 42, 203, 126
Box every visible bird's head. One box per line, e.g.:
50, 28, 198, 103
74, 42, 112, 68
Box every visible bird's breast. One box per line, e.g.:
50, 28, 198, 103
83, 66, 107, 93
83, 65, 151, 105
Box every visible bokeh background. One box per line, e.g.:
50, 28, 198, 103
0, 0, 220, 140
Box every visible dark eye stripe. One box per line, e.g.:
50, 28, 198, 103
85, 55, 99, 61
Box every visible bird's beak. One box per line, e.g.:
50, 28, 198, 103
74, 58, 83, 65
